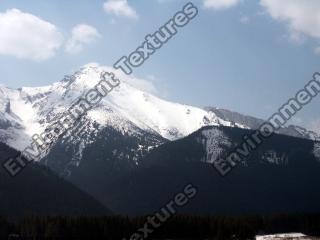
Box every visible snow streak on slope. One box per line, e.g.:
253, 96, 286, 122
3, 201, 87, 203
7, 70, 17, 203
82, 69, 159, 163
0, 63, 246, 157
256, 233, 309, 240
199, 128, 232, 164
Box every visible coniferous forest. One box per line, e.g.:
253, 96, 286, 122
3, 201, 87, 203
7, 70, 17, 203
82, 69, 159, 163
0, 213, 320, 240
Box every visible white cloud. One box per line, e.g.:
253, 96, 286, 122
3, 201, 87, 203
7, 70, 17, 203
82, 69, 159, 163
128, 75, 159, 95
203, 0, 241, 10
65, 24, 100, 54
84, 63, 161, 95
103, 0, 138, 19
260, 0, 320, 44
115, 71, 160, 95
0, 9, 63, 61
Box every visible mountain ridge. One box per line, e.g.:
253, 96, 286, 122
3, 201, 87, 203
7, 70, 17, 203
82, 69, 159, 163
1, 63, 320, 217
104, 125, 320, 215
205, 107, 319, 141
0, 63, 318, 160
0, 64, 246, 156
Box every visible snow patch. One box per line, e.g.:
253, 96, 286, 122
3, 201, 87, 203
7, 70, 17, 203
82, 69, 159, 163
200, 128, 231, 163
256, 233, 310, 240
261, 150, 289, 165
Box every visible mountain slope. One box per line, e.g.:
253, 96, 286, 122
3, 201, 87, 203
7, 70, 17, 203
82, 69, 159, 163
0, 143, 112, 218
103, 126, 320, 216
0, 64, 253, 183
0, 64, 318, 174
1, 63, 320, 219
0, 64, 243, 153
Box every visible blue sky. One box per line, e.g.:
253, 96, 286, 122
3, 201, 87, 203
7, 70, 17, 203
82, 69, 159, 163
0, 0, 320, 131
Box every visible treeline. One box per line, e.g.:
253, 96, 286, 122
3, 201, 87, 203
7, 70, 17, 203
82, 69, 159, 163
1, 213, 320, 240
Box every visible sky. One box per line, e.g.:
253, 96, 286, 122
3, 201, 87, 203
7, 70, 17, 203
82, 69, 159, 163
0, 0, 320, 132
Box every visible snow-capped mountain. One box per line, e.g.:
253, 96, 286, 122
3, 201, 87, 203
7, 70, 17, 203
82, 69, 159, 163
0, 63, 318, 167
0, 64, 246, 156
2, 63, 320, 216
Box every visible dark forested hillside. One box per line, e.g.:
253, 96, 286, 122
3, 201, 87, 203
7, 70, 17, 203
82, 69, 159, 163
103, 126, 320, 216
0, 143, 112, 218
1, 214, 320, 240
42, 124, 166, 206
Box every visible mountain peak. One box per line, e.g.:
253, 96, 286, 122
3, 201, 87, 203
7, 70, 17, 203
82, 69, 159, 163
0, 64, 242, 154
0, 63, 317, 162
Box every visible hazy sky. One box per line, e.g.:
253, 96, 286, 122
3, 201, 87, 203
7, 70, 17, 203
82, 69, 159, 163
0, 0, 320, 131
